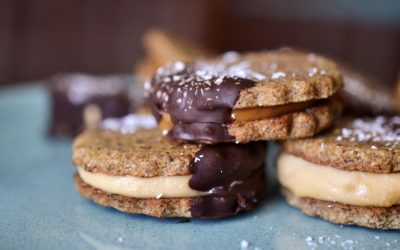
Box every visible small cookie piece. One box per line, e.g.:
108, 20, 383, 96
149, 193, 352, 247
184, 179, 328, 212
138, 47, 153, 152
47, 74, 141, 137
278, 116, 400, 229
148, 49, 344, 144
73, 129, 267, 219
136, 29, 213, 79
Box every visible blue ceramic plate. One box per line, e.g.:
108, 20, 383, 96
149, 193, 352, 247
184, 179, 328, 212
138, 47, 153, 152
0, 83, 399, 250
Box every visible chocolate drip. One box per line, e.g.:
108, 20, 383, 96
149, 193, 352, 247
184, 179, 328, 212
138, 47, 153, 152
188, 142, 267, 218
190, 168, 265, 219
150, 64, 256, 143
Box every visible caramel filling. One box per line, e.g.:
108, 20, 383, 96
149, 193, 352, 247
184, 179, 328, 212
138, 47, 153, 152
232, 99, 317, 122
159, 98, 322, 131
159, 112, 173, 134
277, 154, 400, 207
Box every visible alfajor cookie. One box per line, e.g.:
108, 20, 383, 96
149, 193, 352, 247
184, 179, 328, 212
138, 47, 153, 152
73, 128, 266, 219
48, 73, 144, 136
148, 49, 344, 144
278, 116, 400, 229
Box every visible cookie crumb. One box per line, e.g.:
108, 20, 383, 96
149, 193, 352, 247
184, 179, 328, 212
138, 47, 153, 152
241, 240, 249, 249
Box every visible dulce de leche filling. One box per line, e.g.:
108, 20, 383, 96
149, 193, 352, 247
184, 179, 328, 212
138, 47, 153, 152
232, 99, 318, 122
278, 154, 400, 207
78, 167, 205, 198
158, 98, 320, 132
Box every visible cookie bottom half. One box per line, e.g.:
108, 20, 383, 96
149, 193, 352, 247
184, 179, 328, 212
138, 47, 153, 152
228, 96, 344, 143
75, 174, 264, 219
282, 189, 400, 229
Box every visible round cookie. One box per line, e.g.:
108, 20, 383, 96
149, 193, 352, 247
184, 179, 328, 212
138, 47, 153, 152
148, 49, 344, 144
278, 116, 400, 229
73, 128, 267, 219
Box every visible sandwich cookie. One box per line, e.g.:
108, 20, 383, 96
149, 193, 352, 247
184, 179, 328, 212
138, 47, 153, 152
73, 128, 266, 218
148, 49, 344, 144
48, 74, 143, 136
278, 116, 400, 229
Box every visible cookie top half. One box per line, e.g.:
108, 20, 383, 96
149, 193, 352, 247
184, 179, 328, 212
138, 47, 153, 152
148, 49, 343, 144
282, 116, 400, 173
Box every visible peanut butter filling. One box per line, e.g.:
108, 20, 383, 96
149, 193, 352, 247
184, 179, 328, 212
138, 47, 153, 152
278, 154, 400, 207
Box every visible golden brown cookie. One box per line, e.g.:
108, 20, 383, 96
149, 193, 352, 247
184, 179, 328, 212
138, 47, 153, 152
283, 189, 400, 229
278, 116, 400, 229
75, 174, 192, 218
73, 128, 267, 218
282, 116, 400, 173
148, 49, 344, 144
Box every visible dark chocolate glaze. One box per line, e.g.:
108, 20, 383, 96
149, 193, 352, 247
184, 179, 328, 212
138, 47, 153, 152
47, 74, 132, 137
150, 63, 256, 143
188, 141, 267, 219
190, 168, 265, 219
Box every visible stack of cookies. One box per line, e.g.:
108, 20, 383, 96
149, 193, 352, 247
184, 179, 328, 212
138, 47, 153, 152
72, 49, 346, 219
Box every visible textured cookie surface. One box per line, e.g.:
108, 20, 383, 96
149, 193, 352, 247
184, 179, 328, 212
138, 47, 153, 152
75, 174, 192, 217
233, 50, 342, 107
151, 49, 342, 108
283, 189, 400, 229
228, 96, 344, 142
282, 116, 400, 173
73, 129, 200, 177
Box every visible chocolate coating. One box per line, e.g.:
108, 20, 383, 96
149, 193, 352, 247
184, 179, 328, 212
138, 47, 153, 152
190, 168, 265, 219
149, 62, 256, 143
188, 142, 267, 218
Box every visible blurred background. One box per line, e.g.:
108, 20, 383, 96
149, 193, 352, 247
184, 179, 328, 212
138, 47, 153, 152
1, 0, 399, 86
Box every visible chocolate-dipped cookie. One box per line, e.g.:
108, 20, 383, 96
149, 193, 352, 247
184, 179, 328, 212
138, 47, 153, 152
73, 128, 266, 219
148, 49, 344, 144
278, 116, 400, 229
48, 74, 142, 137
